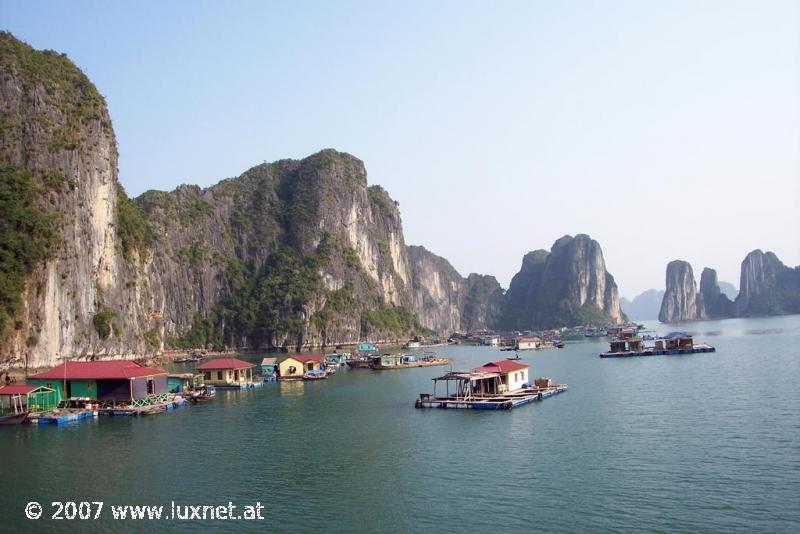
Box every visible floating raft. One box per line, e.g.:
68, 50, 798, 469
415, 385, 568, 410
100, 397, 189, 417
371, 359, 450, 370
214, 381, 264, 390
600, 344, 715, 358
31, 409, 97, 425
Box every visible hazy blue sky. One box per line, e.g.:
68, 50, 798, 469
2, 0, 798, 297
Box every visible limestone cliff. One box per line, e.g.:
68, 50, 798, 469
735, 250, 800, 316
407, 246, 503, 332
698, 268, 735, 319
502, 234, 623, 329
0, 32, 158, 367
659, 260, 701, 322
0, 34, 507, 367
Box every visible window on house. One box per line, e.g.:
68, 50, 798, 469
204, 372, 211, 380
217, 371, 223, 380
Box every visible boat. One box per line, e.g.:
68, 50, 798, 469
600, 331, 715, 358
345, 357, 372, 369
0, 412, 29, 425
303, 369, 328, 380
189, 385, 216, 403
415, 359, 567, 410
174, 354, 203, 364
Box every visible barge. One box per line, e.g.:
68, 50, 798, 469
600, 331, 715, 358
415, 359, 567, 410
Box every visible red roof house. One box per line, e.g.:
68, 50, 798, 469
0, 384, 40, 396
197, 358, 255, 387
472, 360, 530, 393
196, 358, 255, 371
473, 360, 529, 374
27, 360, 168, 402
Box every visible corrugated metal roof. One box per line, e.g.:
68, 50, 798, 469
473, 360, 528, 374
0, 384, 39, 395
29, 361, 167, 380
196, 358, 255, 370
284, 355, 324, 363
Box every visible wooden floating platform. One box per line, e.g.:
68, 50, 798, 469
600, 344, 715, 358
214, 381, 264, 390
100, 397, 189, 417
415, 385, 568, 410
30, 409, 98, 425
371, 359, 450, 370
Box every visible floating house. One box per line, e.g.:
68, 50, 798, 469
197, 358, 257, 389
167, 373, 204, 394
357, 342, 378, 353
27, 361, 168, 403
369, 352, 450, 370
473, 360, 530, 393
278, 355, 326, 380
656, 332, 695, 351
480, 335, 500, 347
416, 359, 567, 410
0, 384, 58, 423
515, 336, 540, 350
261, 358, 278, 382
606, 329, 644, 354
600, 332, 715, 358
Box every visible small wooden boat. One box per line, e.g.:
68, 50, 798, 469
189, 386, 216, 403
0, 412, 29, 425
346, 357, 371, 369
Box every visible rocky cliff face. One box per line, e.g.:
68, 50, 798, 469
735, 250, 800, 316
502, 234, 623, 329
1, 33, 509, 367
657, 252, 800, 323
698, 268, 735, 319
659, 260, 701, 322
0, 32, 159, 367
407, 246, 503, 332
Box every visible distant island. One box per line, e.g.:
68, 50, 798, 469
658, 252, 800, 322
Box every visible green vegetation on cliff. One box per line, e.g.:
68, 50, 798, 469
0, 165, 58, 333
0, 31, 111, 137
116, 184, 155, 262
360, 306, 423, 338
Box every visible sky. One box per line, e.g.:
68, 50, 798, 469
2, 0, 799, 298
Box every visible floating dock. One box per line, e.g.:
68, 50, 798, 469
30, 409, 98, 425
600, 344, 715, 358
415, 359, 568, 410
214, 381, 264, 390
415, 384, 568, 410
600, 331, 716, 358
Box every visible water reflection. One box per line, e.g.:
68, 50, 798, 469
279, 380, 305, 396
744, 328, 786, 336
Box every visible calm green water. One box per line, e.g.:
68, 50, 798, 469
1, 316, 799, 532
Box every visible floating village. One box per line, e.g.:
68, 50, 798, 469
0, 325, 716, 425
